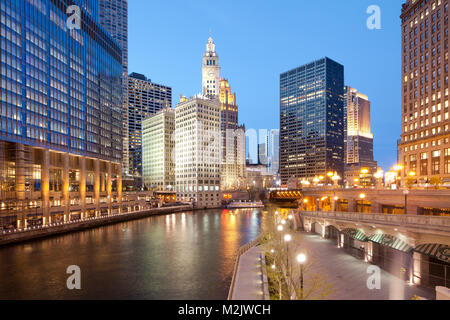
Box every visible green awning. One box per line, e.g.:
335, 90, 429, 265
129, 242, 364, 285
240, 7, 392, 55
368, 233, 413, 253
341, 228, 368, 242
414, 244, 450, 263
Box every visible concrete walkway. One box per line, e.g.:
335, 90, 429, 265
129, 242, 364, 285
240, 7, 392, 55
295, 233, 435, 300
231, 246, 268, 300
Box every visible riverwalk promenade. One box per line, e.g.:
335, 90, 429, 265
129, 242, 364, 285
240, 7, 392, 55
0, 205, 193, 246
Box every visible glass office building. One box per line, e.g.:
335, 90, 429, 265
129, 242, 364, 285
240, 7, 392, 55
0, 0, 123, 229
280, 57, 345, 185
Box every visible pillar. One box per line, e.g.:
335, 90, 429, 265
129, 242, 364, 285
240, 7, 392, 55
15, 143, 26, 229
107, 161, 112, 215
80, 156, 86, 219
94, 159, 100, 217
62, 153, 70, 222
41, 149, 50, 225
371, 201, 382, 214
348, 199, 357, 213
117, 163, 122, 214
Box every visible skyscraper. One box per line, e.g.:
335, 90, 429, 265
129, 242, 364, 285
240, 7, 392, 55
99, 0, 129, 176
174, 96, 221, 208
142, 108, 175, 191
268, 129, 280, 175
344, 87, 376, 165
127, 73, 172, 179
343, 86, 377, 185
202, 37, 221, 98
280, 57, 345, 185
400, 0, 449, 185
0, 0, 123, 229
219, 79, 246, 190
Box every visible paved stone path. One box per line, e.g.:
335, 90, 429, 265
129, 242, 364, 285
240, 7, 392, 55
232, 246, 268, 300
295, 233, 435, 300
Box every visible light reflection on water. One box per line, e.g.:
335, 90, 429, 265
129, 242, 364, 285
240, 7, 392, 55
0, 208, 266, 300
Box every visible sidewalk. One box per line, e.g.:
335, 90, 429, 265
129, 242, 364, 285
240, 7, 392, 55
231, 246, 268, 300
293, 233, 435, 300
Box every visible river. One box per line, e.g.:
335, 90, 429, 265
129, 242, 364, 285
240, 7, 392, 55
0, 208, 267, 300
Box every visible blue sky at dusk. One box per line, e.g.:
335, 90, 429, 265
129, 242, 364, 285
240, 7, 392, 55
128, 0, 405, 171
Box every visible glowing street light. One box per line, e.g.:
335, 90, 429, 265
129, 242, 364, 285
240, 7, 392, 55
281, 219, 287, 225
284, 234, 292, 242
277, 225, 284, 232
359, 193, 366, 199
297, 253, 307, 299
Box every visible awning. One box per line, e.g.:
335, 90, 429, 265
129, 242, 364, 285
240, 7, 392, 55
368, 233, 413, 253
414, 243, 450, 263
341, 228, 368, 242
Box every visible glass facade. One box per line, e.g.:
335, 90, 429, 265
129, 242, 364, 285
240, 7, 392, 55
0, 0, 123, 229
1, 0, 123, 160
280, 57, 345, 184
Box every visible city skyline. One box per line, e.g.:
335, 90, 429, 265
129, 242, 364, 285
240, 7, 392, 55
129, 0, 405, 171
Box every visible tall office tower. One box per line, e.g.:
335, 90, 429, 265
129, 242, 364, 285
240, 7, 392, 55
268, 129, 280, 175
127, 73, 172, 179
99, 0, 129, 176
344, 87, 377, 185
174, 96, 222, 209
142, 108, 175, 191
344, 87, 377, 166
219, 79, 246, 190
258, 140, 268, 166
400, 0, 449, 184
202, 37, 221, 98
280, 57, 345, 185
0, 0, 123, 229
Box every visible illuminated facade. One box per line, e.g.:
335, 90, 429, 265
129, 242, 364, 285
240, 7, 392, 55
99, 0, 129, 176
400, 0, 449, 184
174, 96, 221, 208
202, 37, 220, 98
344, 87, 377, 185
127, 73, 172, 178
219, 79, 246, 190
0, 0, 123, 229
142, 108, 175, 191
280, 57, 345, 185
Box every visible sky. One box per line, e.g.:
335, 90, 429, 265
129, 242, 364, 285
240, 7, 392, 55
128, 0, 405, 171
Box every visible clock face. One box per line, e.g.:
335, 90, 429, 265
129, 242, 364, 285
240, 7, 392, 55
208, 71, 215, 77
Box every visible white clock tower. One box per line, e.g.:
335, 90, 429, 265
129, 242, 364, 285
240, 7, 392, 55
202, 37, 220, 98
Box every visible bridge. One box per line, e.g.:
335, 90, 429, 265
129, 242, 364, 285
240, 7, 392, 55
268, 190, 303, 207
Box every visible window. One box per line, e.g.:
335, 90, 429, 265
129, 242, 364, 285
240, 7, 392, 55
431, 150, 441, 175
445, 148, 450, 174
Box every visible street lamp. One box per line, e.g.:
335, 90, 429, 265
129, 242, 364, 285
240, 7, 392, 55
296, 253, 307, 299
277, 225, 284, 232
284, 234, 292, 276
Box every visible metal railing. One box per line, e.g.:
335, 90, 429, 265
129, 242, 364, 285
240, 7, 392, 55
0, 205, 193, 236
227, 234, 264, 300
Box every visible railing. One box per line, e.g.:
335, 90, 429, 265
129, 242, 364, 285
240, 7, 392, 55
227, 234, 264, 300
0, 205, 194, 236
299, 211, 450, 232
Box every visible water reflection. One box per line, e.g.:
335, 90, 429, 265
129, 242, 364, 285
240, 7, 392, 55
0, 209, 264, 300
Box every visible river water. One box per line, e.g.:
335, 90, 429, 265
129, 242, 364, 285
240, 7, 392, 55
0, 208, 267, 300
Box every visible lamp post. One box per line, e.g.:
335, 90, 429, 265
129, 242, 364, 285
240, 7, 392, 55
296, 253, 307, 299
403, 189, 409, 215
393, 164, 404, 188
284, 234, 292, 280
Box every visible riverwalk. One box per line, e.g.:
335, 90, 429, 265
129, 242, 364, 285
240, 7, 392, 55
230, 246, 270, 300
0, 205, 193, 246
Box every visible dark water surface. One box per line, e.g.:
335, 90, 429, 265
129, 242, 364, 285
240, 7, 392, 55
0, 209, 266, 300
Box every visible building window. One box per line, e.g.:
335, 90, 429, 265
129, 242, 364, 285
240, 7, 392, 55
431, 150, 441, 175
445, 148, 450, 174
420, 152, 429, 176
